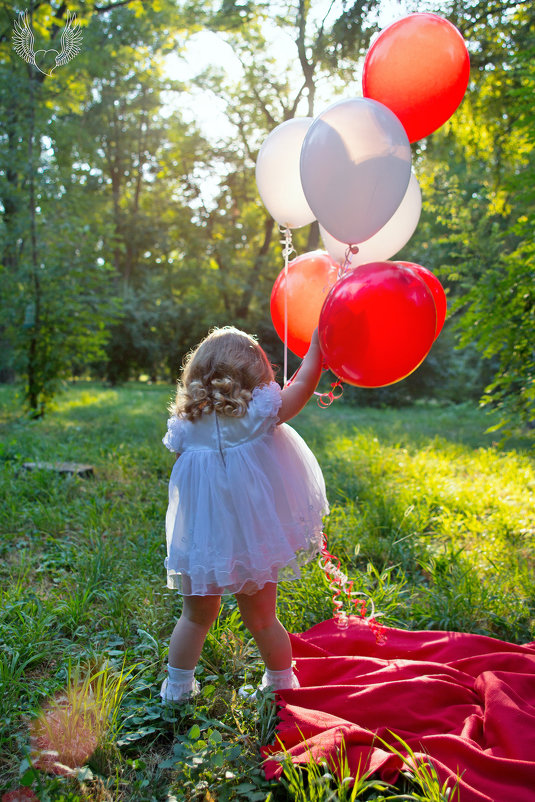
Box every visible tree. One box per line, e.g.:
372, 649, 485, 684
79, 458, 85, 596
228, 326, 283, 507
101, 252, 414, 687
0, 0, 204, 407
65, 40, 210, 382
457, 7, 535, 435
0, 3, 119, 414
407, 0, 535, 434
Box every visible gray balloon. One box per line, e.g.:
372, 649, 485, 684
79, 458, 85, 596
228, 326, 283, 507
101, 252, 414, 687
300, 97, 412, 245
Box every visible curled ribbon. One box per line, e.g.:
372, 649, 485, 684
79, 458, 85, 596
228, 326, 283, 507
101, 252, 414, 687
319, 534, 387, 644
315, 379, 344, 408
288, 365, 344, 409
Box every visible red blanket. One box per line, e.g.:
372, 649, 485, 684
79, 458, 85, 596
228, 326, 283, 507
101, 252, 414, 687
262, 618, 535, 802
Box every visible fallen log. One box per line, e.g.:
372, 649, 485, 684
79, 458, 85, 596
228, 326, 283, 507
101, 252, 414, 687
22, 461, 94, 478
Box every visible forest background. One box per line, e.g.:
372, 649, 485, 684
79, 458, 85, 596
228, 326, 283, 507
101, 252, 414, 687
0, 0, 533, 439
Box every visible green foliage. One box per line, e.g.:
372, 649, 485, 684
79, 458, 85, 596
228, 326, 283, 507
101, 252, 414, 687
0, 0, 533, 434
375, 732, 461, 802
0, 0, 212, 405
2, 0, 393, 402
278, 736, 397, 801
407, 1, 535, 437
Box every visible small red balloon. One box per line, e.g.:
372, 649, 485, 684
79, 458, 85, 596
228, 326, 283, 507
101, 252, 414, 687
271, 251, 339, 358
362, 13, 470, 142
319, 262, 437, 387
395, 261, 447, 339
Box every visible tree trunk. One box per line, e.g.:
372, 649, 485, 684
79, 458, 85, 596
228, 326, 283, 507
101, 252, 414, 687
296, 0, 317, 117
235, 215, 275, 320
26, 59, 43, 418
0, 89, 23, 383
307, 220, 320, 250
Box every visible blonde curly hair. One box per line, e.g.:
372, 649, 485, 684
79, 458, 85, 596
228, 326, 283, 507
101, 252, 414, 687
170, 326, 275, 421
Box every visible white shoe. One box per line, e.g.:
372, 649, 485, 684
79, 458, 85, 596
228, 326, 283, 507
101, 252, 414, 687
160, 676, 201, 704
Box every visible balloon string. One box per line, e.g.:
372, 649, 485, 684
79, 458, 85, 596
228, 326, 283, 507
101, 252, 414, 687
319, 533, 387, 644
280, 226, 295, 387
277, 225, 343, 406
285, 365, 300, 388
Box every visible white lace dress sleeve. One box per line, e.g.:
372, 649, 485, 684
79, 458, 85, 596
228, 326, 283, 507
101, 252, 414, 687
163, 415, 186, 453
249, 381, 282, 426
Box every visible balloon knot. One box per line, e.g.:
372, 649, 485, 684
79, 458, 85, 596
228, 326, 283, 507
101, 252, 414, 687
279, 225, 295, 261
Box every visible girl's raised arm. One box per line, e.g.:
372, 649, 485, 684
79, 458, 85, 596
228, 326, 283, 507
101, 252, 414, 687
277, 329, 323, 424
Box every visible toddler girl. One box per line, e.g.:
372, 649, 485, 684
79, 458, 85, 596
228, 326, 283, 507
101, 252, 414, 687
160, 325, 328, 702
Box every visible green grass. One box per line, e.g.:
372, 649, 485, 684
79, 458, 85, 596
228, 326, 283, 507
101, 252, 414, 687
0, 381, 533, 801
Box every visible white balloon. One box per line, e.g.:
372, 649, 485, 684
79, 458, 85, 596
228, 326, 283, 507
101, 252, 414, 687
300, 97, 412, 244
320, 173, 422, 268
255, 118, 316, 229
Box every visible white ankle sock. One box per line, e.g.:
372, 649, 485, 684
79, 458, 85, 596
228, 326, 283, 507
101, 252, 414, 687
167, 665, 195, 685
261, 666, 300, 690
161, 664, 200, 703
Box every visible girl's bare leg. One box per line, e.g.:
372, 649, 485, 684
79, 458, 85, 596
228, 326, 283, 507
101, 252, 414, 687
167, 594, 221, 669
235, 582, 292, 670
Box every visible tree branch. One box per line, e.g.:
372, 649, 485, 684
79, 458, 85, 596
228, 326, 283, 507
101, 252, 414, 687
295, 0, 317, 116
234, 51, 278, 128
289, 79, 308, 118
456, 0, 525, 36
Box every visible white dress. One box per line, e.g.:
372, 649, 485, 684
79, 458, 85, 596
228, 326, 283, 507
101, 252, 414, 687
163, 381, 329, 596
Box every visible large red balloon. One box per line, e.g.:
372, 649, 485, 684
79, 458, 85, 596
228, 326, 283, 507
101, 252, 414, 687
319, 262, 437, 387
271, 251, 339, 358
362, 13, 470, 143
396, 261, 447, 339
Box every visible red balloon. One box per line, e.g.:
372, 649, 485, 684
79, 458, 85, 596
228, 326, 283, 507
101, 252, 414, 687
395, 261, 447, 339
271, 251, 339, 358
362, 13, 470, 143
319, 262, 437, 387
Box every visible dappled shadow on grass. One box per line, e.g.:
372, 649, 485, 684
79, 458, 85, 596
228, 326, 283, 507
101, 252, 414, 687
52, 382, 173, 422
0, 383, 177, 471
0, 381, 173, 429
2, 382, 532, 453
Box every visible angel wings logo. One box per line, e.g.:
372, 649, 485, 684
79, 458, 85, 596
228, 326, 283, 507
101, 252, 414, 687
13, 9, 82, 77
